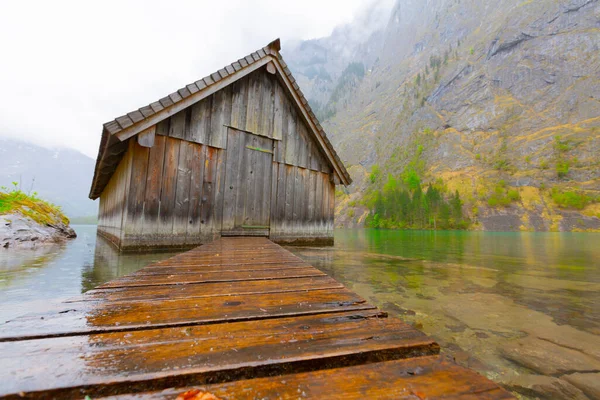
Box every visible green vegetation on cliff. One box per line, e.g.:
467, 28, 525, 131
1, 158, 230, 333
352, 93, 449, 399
0, 183, 69, 226
364, 146, 471, 230
365, 177, 470, 230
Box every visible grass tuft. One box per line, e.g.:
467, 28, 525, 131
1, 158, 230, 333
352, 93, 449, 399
0, 183, 69, 226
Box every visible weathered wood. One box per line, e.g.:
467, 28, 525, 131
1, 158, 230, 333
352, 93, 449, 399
0, 310, 437, 398
123, 141, 150, 244
131, 261, 309, 276
229, 78, 248, 131
0, 288, 374, 341
209, 85, 231, 149
157, 136, 180, 245
116, 356, 513, 400
97, 144, 133, 246
222, 128, 243, 232
136, 125, 156, 148
168, 109, 187, 139
142, 130, 167, 244
185, 144, 205, 244
76, 276, 344, 303
188, 97, 211, 145
99, 267, 326, 288
172, 140, 193, 246
266, 61, 277, 74
100, 66, 343, 249
223, 128, 273, 236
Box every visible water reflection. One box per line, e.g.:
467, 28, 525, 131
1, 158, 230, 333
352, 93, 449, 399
0, 225, 179, 323
287, 229, 600, 396
82, 234, 181, 292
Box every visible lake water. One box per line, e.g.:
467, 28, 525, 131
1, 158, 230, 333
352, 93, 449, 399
1, 226, 599, 396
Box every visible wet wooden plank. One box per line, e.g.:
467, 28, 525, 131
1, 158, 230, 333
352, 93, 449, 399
109, 356, 512, 400
134, 261, 309, 276
157, 253, 297, 262
72, 276, 345, 303
0, 288, 375, 341
98, 267, 326, 288
0, 311, 438, 398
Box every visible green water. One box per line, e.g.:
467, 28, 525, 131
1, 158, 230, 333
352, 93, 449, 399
289, 229, 600, 394
1, 227, 599, 396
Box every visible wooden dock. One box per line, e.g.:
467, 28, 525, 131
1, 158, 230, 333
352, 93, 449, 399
0, 237, 513, 399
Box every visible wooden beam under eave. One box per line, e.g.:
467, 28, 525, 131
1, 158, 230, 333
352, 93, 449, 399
137, 126, 155, 148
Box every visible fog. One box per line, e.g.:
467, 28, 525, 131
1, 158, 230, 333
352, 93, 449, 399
0, 0, 380, 158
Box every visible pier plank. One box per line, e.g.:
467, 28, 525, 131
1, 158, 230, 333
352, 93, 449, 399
72, 276, 344, 303
0, 311, 438, 398
130, 261, 309, 275
0, 288, 375, 341
98, 267, 326, 288
104, 357, 512, 400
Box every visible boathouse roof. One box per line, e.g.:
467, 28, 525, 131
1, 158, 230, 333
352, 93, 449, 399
89, 38, 351, 199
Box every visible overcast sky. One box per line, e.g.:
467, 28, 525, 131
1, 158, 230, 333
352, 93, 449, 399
0, 0, 374, 158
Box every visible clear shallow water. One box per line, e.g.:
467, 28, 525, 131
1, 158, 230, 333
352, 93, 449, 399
288, 229, 600, 396
0, 225, 180, 323
1, 227, 599, 396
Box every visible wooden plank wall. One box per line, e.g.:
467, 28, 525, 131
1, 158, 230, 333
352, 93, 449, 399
114, 124, 225, 250
269, 164, 334, 244
97, 148, 133, 247
222, 128, 273, 236
159, 69, 331, 175
153, 68, 335, 245
98, 67, 338, 249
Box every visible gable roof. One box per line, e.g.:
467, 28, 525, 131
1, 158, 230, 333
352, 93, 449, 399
89, 39, 351, 199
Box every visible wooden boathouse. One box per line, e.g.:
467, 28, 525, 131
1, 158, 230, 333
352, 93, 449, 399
89, 39, 351, 251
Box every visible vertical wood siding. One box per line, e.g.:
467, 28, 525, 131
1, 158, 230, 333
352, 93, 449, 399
97, 147, 133, 247
98, 67, 337, 249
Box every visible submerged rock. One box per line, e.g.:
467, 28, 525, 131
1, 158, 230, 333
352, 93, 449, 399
563, 373, 600, 400
500, 337, 600, 375
504, 374, 590, 400
0, 214, 76, 249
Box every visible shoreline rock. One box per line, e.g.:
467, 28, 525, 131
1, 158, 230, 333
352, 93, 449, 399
1, 214, 76, 250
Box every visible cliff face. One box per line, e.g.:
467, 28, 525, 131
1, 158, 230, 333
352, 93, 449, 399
290, 0, 600, 231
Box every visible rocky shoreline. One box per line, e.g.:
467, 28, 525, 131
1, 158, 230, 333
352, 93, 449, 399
1, 214, 76, 250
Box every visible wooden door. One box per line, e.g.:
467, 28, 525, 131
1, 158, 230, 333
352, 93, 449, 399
222, 128, 274, 236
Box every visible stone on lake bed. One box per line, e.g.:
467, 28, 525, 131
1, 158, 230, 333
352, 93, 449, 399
503, 374, 590, 400
501, 337, 600, 375
563, 373, 600, 399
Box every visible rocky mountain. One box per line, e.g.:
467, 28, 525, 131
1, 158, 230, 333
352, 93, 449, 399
283, 0, 395, 120
0, 138, 97, 218
290, 0, 600, 232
